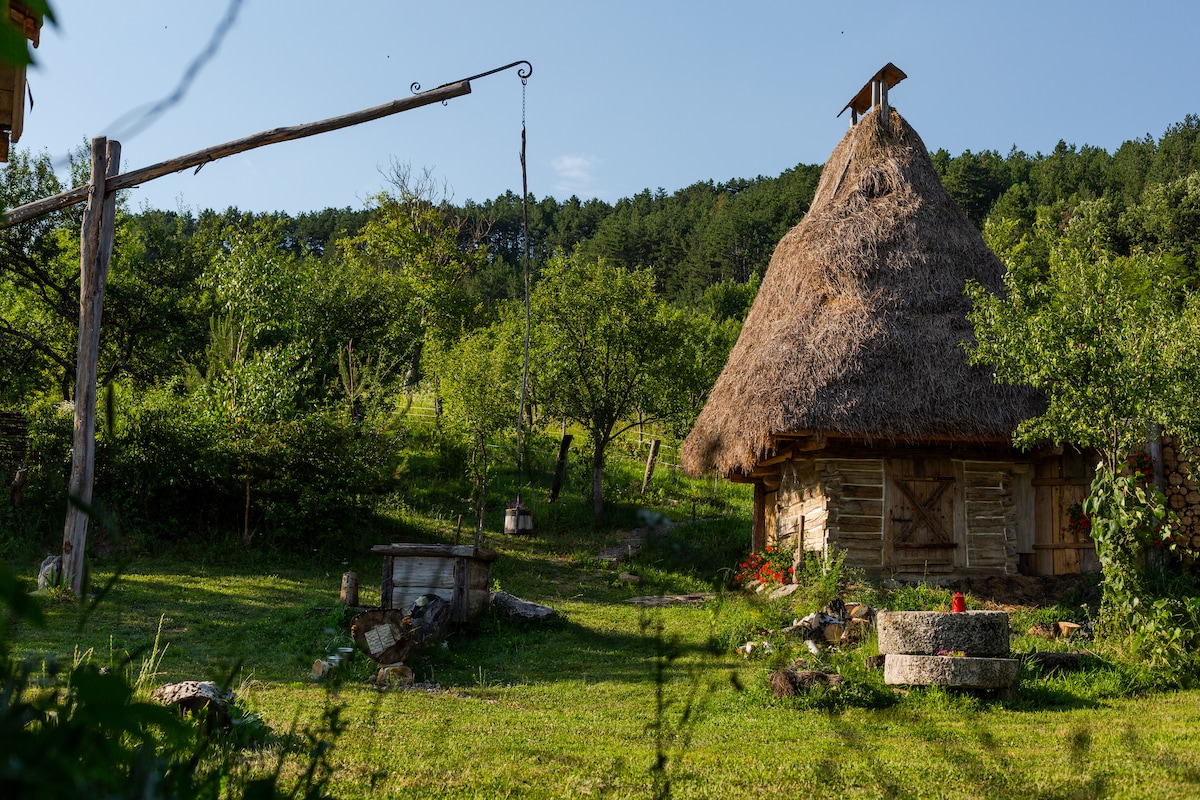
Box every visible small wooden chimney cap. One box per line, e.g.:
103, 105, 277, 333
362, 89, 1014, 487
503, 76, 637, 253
838, 62, 907, 118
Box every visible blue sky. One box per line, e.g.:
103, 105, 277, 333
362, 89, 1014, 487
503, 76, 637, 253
19, 1, 1200, 215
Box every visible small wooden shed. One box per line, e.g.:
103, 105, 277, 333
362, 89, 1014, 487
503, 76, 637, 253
682, 80, 1097, 580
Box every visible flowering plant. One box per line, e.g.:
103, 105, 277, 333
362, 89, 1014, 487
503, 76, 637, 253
734, 545, 795, 586
936, 649, 966, 657
1064, 500, 1091, 538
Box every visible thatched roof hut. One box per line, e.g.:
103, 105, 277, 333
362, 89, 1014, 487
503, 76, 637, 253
680, 98, 1094, 580
683, 108, 1041, 478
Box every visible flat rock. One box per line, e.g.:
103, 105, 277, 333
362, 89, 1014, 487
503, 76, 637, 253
491, 592, 557, 621
769, 584, 800, 600
152, 681, 234, 729
884, 654, 1020, 689
877, 610, 1010, 657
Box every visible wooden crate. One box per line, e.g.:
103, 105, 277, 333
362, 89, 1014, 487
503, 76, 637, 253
371, 544, 498, 623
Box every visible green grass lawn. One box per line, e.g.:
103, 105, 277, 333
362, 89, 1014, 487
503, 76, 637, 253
9, 525, 1200, 799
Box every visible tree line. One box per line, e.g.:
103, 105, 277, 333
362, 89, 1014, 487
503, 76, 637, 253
4, 114, 1200, 551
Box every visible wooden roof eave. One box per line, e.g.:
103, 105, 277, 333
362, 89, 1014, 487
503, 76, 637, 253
838, 62, 907, 119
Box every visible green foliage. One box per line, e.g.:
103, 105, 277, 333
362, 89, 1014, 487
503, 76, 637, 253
427, 322, 523, 540
1083, 466, 1200, 683
967, 213, 1200, 473
531, 253, 677, 520
0, 562, 343, 799
969, 195, 1200, 686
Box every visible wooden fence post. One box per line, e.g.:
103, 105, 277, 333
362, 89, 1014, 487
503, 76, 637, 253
549, 433, 572, 502
61, 137, 120, 597
641, 439, 661, 495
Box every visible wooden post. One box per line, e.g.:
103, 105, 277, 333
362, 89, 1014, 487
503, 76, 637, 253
549, 433, 572, 502
61, 137, 120, 597
752, 481, 767, 552
1147, 423, 1164, 492
641, 439, 661, 495
881, 79, 889, 120
340, 571, 359, 606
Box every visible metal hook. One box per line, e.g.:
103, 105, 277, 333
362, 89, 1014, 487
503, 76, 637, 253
410, 60, 533, 99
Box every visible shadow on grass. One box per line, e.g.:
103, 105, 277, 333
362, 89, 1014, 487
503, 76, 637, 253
420, 605, 733, 689
802, 690, 1200, 800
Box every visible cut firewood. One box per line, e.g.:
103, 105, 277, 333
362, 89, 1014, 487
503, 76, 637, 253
351, 607, 415, 665
352, 595, 452, 664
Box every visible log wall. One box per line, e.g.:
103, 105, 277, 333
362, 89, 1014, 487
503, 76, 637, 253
821, 458, 886, 571
1163, 440, 1200, 552
960, 461, 1020, 574
769, 455, 1027, 578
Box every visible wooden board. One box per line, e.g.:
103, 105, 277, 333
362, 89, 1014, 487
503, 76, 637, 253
1032, 453, 1096, 575
886, 458, 957, 573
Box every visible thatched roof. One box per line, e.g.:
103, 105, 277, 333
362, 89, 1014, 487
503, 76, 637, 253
682, 109, 1042, 477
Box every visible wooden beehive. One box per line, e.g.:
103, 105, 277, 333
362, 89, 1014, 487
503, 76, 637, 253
372, 543, 497, 623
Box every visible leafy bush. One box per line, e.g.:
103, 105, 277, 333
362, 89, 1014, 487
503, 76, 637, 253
0, 564, 342, 798
88, 388, 405, 553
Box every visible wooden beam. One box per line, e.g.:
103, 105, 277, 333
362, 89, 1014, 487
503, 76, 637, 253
2, 80, 473, 228
1033, 542, 1095, 551
61, 137, 120, 596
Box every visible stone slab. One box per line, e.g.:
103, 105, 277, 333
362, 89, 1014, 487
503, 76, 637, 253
884, 654, 1020, 689
876, 610, 1010, 656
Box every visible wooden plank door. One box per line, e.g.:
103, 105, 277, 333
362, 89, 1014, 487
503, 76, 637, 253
1033, 451, 1097, 574
886, 458, 957, 573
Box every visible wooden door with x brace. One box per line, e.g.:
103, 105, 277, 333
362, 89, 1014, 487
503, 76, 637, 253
885, 458, 958, 573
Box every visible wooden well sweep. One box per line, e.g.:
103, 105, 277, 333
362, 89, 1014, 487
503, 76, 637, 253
372, 544, 497, 623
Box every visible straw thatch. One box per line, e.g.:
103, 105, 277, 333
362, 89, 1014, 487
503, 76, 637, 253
682, 110, 1042, 476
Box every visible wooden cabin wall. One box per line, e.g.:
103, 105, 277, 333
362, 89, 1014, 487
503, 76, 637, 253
1032, 451, 1098, 575
772, 458, 825, 552
959, 461, 1020, 574
760, 448, 1088, 579
816, 458, 886, 572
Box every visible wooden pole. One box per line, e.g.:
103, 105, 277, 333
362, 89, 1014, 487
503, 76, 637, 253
549, 433, 572, 502
1, 80, 472, 228
340, 571, 359, 606
752, 481, 767, 552
62, 137, 120, 596
641, 439, 661, 496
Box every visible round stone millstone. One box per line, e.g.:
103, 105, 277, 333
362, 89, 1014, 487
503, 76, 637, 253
883, 654, 1020, 689
876, 610, 1010, 657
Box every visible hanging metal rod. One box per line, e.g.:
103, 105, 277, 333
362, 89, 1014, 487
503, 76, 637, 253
412, 60, 533, 95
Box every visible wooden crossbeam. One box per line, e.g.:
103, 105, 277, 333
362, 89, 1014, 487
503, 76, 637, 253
892, 477, 953, 545
2, 80, 472, 228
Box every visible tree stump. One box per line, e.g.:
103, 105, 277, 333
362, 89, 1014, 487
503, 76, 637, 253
351, 607, 416, 665
351, 595, 452, 664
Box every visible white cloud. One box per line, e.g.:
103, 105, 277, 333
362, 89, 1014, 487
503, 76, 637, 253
551, 154, 600, 197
